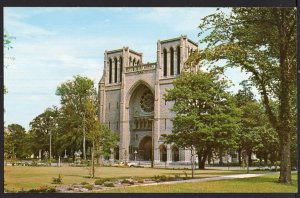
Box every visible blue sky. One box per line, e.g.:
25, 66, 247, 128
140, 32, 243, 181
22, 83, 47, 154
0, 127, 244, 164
4, 7, 256, 130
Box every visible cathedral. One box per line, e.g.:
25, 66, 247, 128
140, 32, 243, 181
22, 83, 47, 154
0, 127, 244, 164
98, 35, 199, 165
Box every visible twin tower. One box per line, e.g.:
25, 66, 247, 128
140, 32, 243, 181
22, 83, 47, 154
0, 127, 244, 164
98, 35, 198, 164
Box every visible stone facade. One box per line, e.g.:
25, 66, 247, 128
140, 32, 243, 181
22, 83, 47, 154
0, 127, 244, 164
98, 35, 198, 164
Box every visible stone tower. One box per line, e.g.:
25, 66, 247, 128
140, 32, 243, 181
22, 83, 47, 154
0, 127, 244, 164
98, 35, 198, 165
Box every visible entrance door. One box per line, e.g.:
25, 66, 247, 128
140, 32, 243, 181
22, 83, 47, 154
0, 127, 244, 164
139, 136, 152, 161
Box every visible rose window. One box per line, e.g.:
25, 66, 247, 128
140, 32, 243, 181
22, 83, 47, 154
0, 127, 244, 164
140, 91, 154, 112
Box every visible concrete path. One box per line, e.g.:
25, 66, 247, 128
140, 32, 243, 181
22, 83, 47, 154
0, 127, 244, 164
127, 172, 280, 187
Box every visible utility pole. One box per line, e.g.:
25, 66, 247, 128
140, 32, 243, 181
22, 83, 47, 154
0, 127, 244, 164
49, 130, 52, 166
83, 111, 86, 160
151, 119, 154, 168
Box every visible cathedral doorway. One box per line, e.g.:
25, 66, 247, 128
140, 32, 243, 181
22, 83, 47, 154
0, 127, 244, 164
159, 144, 167, 162
172, 146, 179, 162
114, 146, 119, 160
139, 136, 152, 161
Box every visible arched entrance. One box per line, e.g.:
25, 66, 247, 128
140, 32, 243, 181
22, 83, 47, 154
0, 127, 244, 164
172, 146, 179, 162
139, 136, 152, 161
159, 144, 167, 162
114, 146, 119, 160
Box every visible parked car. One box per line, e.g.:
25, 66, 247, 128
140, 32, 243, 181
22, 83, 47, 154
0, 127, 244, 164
112, 161, 137, 167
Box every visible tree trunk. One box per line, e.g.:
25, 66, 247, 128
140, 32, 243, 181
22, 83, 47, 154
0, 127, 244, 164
279, 133, 291, 183
238, 148, 242, 166
219, 148, 223, 166
191, 148, 195, 178
199, 149, 209, 169
247, 150, 252, 167
277, 9, 292, 183
263, 152, 268, 166
197, 149, 202, 169
91, 140, 95, 178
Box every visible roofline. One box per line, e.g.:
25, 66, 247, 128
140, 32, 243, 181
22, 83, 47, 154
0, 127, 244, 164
160, 37, 181, 44
188, 39, 198, 47
160, 36, 198, 47
106, 49, 123, 54
129, 49, 142, 56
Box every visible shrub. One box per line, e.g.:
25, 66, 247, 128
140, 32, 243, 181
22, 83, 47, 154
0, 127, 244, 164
52, 174, 62, 184
160, 175, 167, 181
84, 184, 93, 190
28, 185, 56, 193
81, 181, 89, 185
133, 177, 144, 183
95, 178, 108, 185
174, 174, 180, 179
121, 179, 134, 185
103, 182, 114, 187
167, 176, 175, 181
31, 161, 38, 166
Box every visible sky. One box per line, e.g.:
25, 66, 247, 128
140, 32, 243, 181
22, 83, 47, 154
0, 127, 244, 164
4, 7, 257, 130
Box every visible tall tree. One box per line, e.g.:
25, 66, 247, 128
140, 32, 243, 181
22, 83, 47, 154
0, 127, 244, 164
56, 75, 97, 160
6, 124, 29, 159
164, 68, 239, 171
196, 8, 296, 183
85, 100, 118, 178
29, 107, 59, 160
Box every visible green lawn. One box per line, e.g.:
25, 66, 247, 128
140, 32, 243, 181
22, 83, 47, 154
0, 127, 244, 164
4, 166, 246, 192
101, 172, 298, 193
4, 166, 298, 193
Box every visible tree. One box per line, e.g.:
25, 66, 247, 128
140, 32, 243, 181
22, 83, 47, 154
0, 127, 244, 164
56, 75, 97, 160
85, 100, 118, 178
29, 107, 60, 160
255, 124, 280, 168
5, 124, 29, 159
164, 68, 239, 172
196, 8, 296, 183
4, 30, 15, 94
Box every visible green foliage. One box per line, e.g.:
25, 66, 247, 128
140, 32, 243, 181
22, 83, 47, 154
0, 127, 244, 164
52, 174, 62, 184
132, 177, 144, 183
5, 124, 30, 159
55, 75, 97, 157
164, 70, 240, 169
94, 178, 109, 185
27, 185, 56, 193
83, 184, 93, 190
103, 182, 114, 187
29, 106, 60, 158
197, 8, 296, 182
80, 181, 89, 185
121, 179, 134, 185
153, 175, 175, 182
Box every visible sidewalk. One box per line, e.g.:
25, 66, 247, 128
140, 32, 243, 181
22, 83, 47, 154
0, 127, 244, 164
128, 172, 280, 187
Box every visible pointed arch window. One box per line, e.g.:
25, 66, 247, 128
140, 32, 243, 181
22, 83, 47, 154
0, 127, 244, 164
114, 57, 118, 83
109, 58, 112, 83
163, 49, 167, 77
133, 58, 136, 66
170, 47, 174, 75
119, 57, 123, 82
177, 46, 181, 75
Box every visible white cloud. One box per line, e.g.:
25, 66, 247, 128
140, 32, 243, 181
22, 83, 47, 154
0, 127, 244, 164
4, 8, 56, 37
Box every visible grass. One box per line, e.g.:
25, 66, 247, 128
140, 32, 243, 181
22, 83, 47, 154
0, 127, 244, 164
4, 166, 297, 193
101, 172, 298, 193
